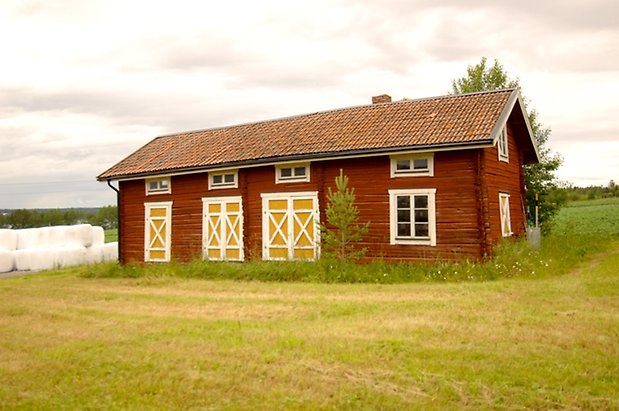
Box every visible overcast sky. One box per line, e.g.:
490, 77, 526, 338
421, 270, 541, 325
1, 0, 618, 209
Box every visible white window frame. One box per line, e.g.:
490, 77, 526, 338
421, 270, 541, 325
390, 154, 434, 177
145, 177, 171, 195
275, 163, 310, 184
144, 201, 173, 262
202, 196, 244, 261
209, 169, 238, 190
498, 124, 509, 163
499, 192, 512, 237
388, 188, 437, 246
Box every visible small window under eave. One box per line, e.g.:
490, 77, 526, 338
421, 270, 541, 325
209, 170, 238, 190
275, 163, 310, 183
498, 125, 509, 163
145, 177, 171, 195
390, 154, 434, 177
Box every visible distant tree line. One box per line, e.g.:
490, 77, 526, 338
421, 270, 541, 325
0, 206, 117, 230
550, 180, 619, 203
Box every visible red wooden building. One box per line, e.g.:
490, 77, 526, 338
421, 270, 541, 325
98, 89, 539, 263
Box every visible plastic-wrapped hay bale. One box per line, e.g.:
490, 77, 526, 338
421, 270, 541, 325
16, 228, 41, 250
28, 249, 55, 271
0, 230, 17, 272
13, 249, 30, 271
0, 229, 17, 251
85, 244, 104, 265
0, 250, 15, 273
64, 224, 94, 248
53, 246, 87, 269
102, 242, 119, 263
36, 227, 52, 250
62, 225, 79, 247
92, 226, 105, 246
14, 249, 55, 271
49, 225, 69, 247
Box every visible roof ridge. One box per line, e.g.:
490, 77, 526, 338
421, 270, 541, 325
156, 88, 517, 139
98, 87, 523, 181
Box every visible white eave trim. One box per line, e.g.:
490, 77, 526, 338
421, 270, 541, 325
103, 142, 495, 182
489, 88, 540, 162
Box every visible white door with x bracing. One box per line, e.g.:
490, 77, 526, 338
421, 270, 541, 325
145, 201, 172, 262
261, 192, 319, 261
202, 196, 244, 261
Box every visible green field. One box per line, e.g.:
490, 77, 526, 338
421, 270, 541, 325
553, 197, 619, 237
104, 228, 118, 243
1, 199, 618, 409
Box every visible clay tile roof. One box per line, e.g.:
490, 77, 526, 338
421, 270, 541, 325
98, 88, 518, 180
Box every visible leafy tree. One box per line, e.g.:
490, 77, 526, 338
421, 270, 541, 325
320, 170, 370, 261
551, 182, 619, 202
8, 209, 36, 229
90, 205, 118, 229
1, 208, 109, 229
41, 209, 65, 226
451, 57, 564, 228
451, 57, 519, 94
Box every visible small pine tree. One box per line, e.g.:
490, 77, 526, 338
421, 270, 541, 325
320, 170, 370, 261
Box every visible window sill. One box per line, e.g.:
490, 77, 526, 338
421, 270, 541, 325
209, 184, 237, 190
391, 238, 435, 246
392, 171, 432, 177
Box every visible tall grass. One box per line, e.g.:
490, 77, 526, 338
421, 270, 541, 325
83, 198, 619, 283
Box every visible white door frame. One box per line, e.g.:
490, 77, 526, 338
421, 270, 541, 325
144, 201, 173, 262
261, 191, 320, 261
202, 196, 244, 261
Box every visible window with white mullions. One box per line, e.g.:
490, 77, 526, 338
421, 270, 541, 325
396, 158, 428, 173
389, 188, 436, 246
390, 154, 434, 177
498, 125, 509, 162
146, 178, 171, 195
209, 170, 238, 189
396, 194, 430, 239
275, 163, 310, 183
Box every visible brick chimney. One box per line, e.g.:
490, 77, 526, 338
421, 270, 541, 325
372, 94, 392, 104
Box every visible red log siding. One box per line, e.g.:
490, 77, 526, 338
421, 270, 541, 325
118, 128, 529, 263
315, 153, 483, 261
244, 165, 317, 260
119, 179, 146, 263
482, 121, 528, 247
120, 174, 242, 263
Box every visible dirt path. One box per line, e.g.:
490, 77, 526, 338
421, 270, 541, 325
0, 270, 40, 280
570, 244, 619, 277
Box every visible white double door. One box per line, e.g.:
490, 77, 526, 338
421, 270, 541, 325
261, 192, 320, 261
202, 196, 244, 261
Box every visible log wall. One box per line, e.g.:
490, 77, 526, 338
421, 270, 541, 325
481, 120, 528, 248
118, 129, 529, 263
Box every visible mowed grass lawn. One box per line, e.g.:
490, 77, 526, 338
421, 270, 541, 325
1, 201, 618, 409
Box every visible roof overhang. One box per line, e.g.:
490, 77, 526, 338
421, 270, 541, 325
97, 139, 494, 182
489, 89, 540, 164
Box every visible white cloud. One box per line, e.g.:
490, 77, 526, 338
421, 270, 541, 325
0, 0, 618, 207
556, 141, 619, 186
